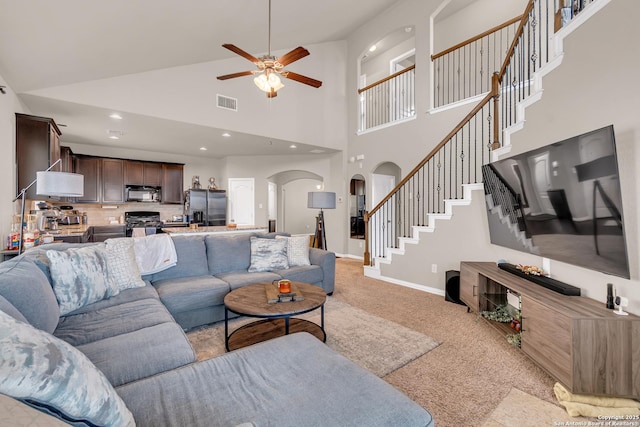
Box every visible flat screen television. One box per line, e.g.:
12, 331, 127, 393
482, 125, 630, 278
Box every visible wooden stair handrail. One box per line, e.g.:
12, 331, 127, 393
365, 89, 495, 220
431, 14, 524, 61
497, 0, 535, 83
357, 64, 416, 94
365, 0, 538, 266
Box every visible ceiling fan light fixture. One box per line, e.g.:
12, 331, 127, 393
253, 71, 284, 94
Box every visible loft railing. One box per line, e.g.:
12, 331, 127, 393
432, 15, 522, 108
364, 0, 596, 266
358, 65, 416, 132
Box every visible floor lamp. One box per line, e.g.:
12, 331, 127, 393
308, 191, 336, 250
12, 159, 84, 254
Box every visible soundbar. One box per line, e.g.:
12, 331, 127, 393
498, 263, 581, 296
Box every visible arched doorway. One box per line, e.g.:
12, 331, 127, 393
267, 170, 323, 234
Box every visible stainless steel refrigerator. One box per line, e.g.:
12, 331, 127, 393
187, 189, 226, 226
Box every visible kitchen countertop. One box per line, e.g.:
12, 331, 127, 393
161, 225, 267, 235
45, 224, 92, 237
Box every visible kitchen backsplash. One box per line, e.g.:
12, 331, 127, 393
30, 201, 184, 225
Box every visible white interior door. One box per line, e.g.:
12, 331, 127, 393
228, 178, 255, 225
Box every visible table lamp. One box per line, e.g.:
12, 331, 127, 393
308, 191, 336, 250
13, 159, 84, 253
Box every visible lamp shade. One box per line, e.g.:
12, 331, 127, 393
307, 192, 336, 209
36, 171, 84, 197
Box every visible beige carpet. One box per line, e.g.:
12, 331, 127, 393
189, 258, 581, 426
188, 298, 441, 378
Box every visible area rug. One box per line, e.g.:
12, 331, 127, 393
187, 297, 441, 377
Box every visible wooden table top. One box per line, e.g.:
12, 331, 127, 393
224, 282, 326, 317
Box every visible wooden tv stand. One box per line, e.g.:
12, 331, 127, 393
460, 261, 639, 399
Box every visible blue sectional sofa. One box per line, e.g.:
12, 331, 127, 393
0, 232, 434, 427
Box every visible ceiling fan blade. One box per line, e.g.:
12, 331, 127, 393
217, 71, 255, 80
282, 71, 322, 88
277, 47, 310, 66
222, 44, 261, 64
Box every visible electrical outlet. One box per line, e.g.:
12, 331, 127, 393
431, 264, 438, 273
359, 241, 363, 248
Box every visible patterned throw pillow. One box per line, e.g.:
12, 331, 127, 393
276, 235, 311, 267
105, 238, 146, 293
0, 310, 135, 427
46, 245, 112, 316
248, 237, 289, 272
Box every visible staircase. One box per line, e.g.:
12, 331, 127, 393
364, 0, 612, 286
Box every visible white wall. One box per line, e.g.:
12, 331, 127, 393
25, 41, 348, 153
433, 0, 528, 53
282, 178, 321, 235
0, 74, 31, 244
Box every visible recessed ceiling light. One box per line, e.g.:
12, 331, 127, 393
222, 132, 231, 137
289, 144, 297, 149
405, 27, 413, 33
200, 147, 207, 151
109, 113, 122, 120
369, 45, 377, 52
107, 130, 124, 139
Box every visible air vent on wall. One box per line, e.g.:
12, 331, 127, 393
217, 94, 238, 111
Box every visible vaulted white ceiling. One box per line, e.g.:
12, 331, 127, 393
0, 0, 475, 159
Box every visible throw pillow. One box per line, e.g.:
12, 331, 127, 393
105, 237, 146, 293
276, 235, 311, 267
46, 245, 112, 316
248, 236, 289, 272
0, 310, 135, 427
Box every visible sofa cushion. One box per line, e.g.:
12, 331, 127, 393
116, 332, 433, 427
105, 237, 146, 293
276, 235, 311, 266
0, 310, 135, 427
54, 298, 175, 346
275, 265, 323, 286
65, 283, 159, 316
0, 295, 28, 323
248, 236, 289, 272
215, 270, 282, 291
205, 233, 254, 275
46, 245, 112, 316
147, 235, 209, 281
76, 322, 196, 387
0, 257, 59, 333
153, 275, 230, 313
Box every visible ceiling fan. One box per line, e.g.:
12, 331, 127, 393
216, 0, 322, 98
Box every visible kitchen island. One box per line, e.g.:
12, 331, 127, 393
161, 225, 267, 236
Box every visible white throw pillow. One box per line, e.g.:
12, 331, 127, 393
46, 245, 112, 316
276, 235, 311, 267
105, 237, 146, 293
0, 310, 135, 427
248, 237, 289, 272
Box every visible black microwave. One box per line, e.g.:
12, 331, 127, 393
126, 186, 161, 202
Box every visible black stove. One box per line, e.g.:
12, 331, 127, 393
125, 211, 163, 236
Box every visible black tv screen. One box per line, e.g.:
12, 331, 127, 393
482, 125, 630, 278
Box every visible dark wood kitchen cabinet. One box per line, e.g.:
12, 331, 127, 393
162, 164, 184, 204
102, 158, 125, 203
15, 113, 62, 199
60, 146, 74, 173
73, 156, 101, 203
125, 161, 162, 187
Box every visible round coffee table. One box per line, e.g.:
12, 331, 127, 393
224, 281, 326, 351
